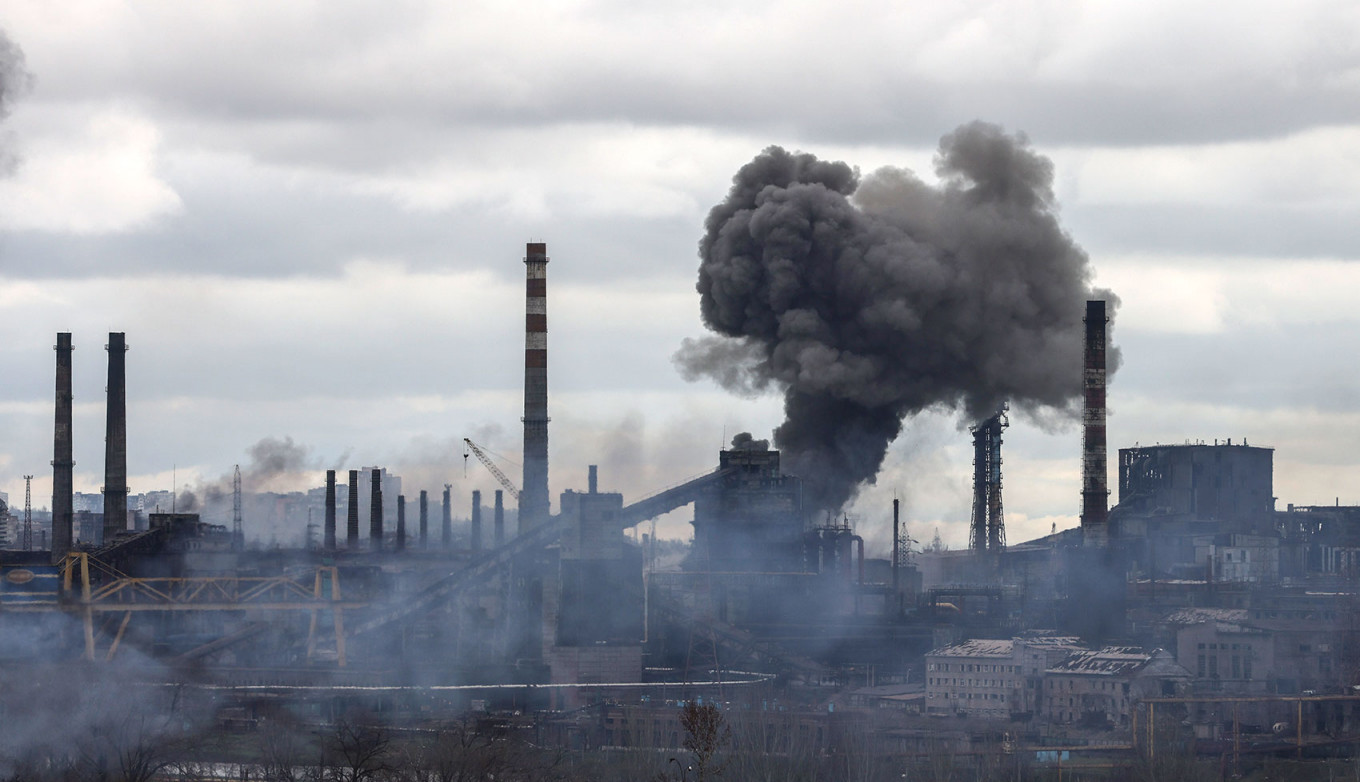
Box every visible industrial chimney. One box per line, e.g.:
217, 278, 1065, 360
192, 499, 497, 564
51, 333, 74, 562
419, 489, 428, 548
441, 484, 452, 549
324, 469, 337, 550
493, 490, 504, 546
102, 333, 128, 544
470, 489, 482, 553
370, 468, 383, 550
521, 242, 550, 530
1081, 300, 1110, 547
347, 469, 360, 549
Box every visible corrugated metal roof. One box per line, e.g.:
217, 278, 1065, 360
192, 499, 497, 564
1165, 607, 1248, 624
928, 639, 1014, 657
1047, 647, 1152, 676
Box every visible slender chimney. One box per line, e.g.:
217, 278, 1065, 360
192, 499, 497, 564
441, 484, 452, 549
370, 468, 383, 550
1081, 299, 1110, 547
493, 490, 505, 546
51, 333, 74, 561
102, 332, 128, 544
347, 469, 360, 549
324, 469, 337, 550
396, 494, 406, 552
588, 465, 598, 494
892, 498, 900, 594
419, 489, 429, 548
470, 489, 482, 553
521, 242, 550, 530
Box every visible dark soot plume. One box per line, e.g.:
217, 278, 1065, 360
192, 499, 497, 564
677, 121, 1118, 514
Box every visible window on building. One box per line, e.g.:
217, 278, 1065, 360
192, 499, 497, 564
1232, 655, 1241, 679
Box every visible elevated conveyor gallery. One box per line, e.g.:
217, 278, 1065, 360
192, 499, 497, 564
349, 468, 733, 636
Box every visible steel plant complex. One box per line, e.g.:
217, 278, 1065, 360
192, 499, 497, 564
2, 246, 1359, 781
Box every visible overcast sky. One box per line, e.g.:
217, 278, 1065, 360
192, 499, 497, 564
1, 1, 1358, 550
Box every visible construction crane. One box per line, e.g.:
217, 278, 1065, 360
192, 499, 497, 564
462, 438, 520, 502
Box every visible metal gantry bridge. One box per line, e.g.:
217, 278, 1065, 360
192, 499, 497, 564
1, 468, 739, 670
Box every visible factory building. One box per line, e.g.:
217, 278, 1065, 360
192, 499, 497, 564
9, 276, 1360, 773
925, 636, 1082, 718
1041, 648, 1189, 727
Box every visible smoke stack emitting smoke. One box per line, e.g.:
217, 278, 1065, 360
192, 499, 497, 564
678, 122, 1118, 513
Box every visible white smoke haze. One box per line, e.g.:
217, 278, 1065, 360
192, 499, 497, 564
678, 122, 1120, 514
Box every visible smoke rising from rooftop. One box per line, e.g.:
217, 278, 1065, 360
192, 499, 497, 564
677, 121, 1118, 513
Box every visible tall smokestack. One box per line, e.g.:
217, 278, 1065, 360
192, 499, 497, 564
324, 470, 337, 550
493, 490, 505, 546
521, 242, 550, 530
419, 489, 428, 548
892, 498, 900, 594
370, 468, 383, 550
347, 470, 360, 549
1081, 299, 1109, 547
51, 333, 74, 561
102, 332, 128, 544
396, 494, 406, 552
441, 484, 452, 549
470, 489, 482, 553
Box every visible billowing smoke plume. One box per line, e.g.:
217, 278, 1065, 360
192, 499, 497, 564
677, 122, 1117, 513
0, 30, 32, 174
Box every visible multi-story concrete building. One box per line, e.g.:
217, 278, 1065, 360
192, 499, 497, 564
1042, 647, 1190, 727
925, 636, 1082, 718
1175, 615, 1272, 693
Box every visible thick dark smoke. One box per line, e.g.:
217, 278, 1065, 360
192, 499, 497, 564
0, 30, 32, 175
677, 122, 1118, 513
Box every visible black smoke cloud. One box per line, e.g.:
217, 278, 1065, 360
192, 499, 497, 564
677, 121, 1118, 513
0, 29, 32, 176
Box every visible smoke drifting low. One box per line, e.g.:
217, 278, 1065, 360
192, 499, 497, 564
677, 122, 1118, 513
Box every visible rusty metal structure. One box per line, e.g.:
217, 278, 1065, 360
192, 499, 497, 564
969, 405, 1008, 554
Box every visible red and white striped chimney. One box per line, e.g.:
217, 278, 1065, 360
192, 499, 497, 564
1081, 299, 1109, 547
521, 242, 550, 530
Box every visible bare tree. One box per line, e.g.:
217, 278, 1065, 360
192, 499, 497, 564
658, 702, 730, 782
324, 720, 391, 782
